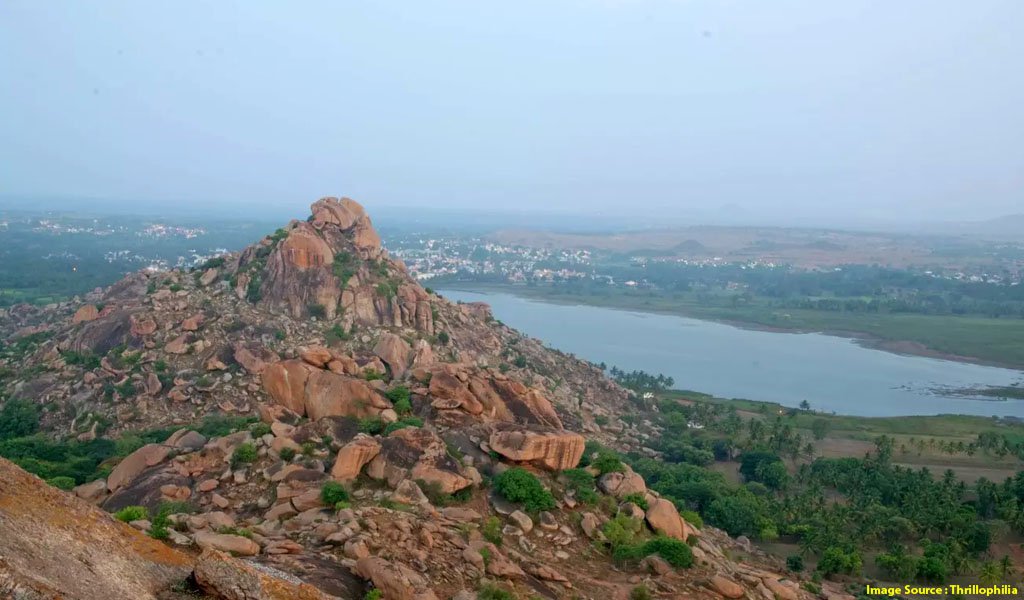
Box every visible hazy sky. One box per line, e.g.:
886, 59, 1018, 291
1, 1, 1022, 225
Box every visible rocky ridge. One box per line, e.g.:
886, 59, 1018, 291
0, 197, 847, 600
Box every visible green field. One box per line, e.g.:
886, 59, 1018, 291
450, 284, 1024, 369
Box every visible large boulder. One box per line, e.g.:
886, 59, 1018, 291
72, 304, 99, 323
598, 466, 648, 498
304, 371, 391, 420
645, 497, 688, 540
351, 557, 438, 600
330, 435, 382, 482
0, 457, 193, 599
194, 531, 261, 556
263, 361, 392, 420
428, 365, 562, 428
106, 443, 171, 493
373, 333, 411, 378
263, 359, 314, 414
194, 549, 341, 600
488, 427, 585, 471
367, 427, 473, 494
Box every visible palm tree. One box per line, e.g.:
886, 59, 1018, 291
980, 560, 1001, 585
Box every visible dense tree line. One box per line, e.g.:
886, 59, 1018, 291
619, 396, 1024, 583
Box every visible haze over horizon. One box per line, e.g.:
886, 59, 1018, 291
2, 1, 1023, 227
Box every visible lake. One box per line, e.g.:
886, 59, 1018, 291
441, 289, 1024, 418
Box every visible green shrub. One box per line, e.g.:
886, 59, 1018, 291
249, 422, 272, 437
114, 505, 148, 523
307, 303, 327, 319
787, 554, 804, 572
383, 416, 423, 435
623, 492, 649, 511
230, 442, 258, 468
483, 516, 503, 545
680, 509, 703, 529
278, 447, 296, 461
363, 369, 384, 381
643, 537, 693, 568
386, 386, 412, 414
561, 468, 599, 504
592, 451, 625, 475
0, 399, 40, 441
818, 546, 862, 576
603, 514, 644, 549
493, 467, 555, 513
358, 417, 385, 435
364, 590, 383, 600
437, 331, 450, 345
46, 476, 76, 490
630, 585, 652, 600
321, 481, 350, 506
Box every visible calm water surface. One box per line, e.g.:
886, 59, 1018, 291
442, 289, 1024, 418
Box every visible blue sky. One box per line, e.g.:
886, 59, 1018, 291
1, 1, 1022, 225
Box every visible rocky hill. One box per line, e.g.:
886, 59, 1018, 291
0, 197, 843, 600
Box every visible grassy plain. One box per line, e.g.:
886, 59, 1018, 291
666, 389, 1024, 485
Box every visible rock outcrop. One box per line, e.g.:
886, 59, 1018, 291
488, 426, 586, 471
0, 457, 192, 600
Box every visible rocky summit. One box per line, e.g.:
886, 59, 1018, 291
0, 197, 844, 600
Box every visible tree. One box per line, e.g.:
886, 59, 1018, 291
799, 400, 811, 411
0, 399, 39, 441
810, 418, 831, 441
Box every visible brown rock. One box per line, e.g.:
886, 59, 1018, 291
198, 268, 219, 287
197, 479, 219, 492
73, 478, 109, 503
708, 575, 746, 599
193, 531, 260, 557
304, 371, 390, 420
234, 343, 279, 375
763, 578, 799, 600
130, 315, 158, 337
598, 467, 647, 498
373, 333, 411, 378
194, 548, 340, 599
351, 556, 439, 600
165, 334, 190, 354
72, 304, 100, 323
330, 435, 381, 481
262, 359, 313, 415
181, 314, 204, 331
488, 427, 585, 471
300, 345, 333, 368
0, 457, 192, 600
145, 372, 162, 395
107, 444, 171, 492
645, 497, 686, 540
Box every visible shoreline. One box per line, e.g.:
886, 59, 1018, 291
437, 283, 1024, 373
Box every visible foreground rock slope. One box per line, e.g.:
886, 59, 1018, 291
0, 197, 839, 600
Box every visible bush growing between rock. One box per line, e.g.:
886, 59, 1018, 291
561, 468, 599, 505
383, 416, 423, 436
623, 492, 649, 511
321, 481, 350, 506
230, 443, 258, 468
493, 467, 555, 513
614, 537, 694, 569
114, 505, 148, 523
385, 386, 412, 414
482, 516, 503, 546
